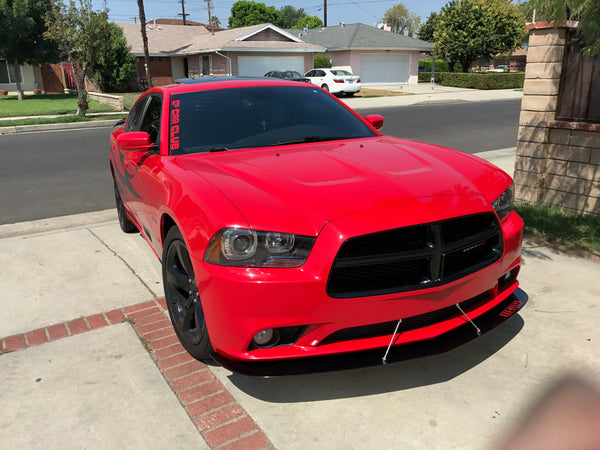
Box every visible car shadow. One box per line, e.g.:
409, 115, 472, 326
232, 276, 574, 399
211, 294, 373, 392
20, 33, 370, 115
221, 314, 525, 403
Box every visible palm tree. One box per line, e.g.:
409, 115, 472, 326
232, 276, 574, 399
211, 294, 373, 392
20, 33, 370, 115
137, 0, 152, 88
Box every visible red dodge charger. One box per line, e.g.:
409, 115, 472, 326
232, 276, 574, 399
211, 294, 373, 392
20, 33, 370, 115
110, 78, 525, 375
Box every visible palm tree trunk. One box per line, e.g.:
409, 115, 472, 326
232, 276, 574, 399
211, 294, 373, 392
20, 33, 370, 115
137, 0, 152, 89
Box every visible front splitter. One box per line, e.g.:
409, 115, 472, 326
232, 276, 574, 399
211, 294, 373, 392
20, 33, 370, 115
211, 288, 528, 377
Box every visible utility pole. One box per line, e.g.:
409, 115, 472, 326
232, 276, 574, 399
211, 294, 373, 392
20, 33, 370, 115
324, 0, 327, 27
206, 0, 212, 26
179, 0, 188, 25
137, 0, 152, 89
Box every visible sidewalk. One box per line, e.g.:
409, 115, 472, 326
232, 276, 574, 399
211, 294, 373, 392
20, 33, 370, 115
1, 147, 599, 449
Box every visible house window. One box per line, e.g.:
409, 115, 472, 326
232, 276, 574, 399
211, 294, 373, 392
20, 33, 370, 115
201, 55, 211, 75
0, 60, 23, 84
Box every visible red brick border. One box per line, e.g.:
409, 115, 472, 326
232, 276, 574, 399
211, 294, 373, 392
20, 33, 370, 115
1, 299, 274, 450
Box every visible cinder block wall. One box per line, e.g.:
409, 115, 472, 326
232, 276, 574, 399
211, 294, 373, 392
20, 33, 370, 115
513, 22, 599, 216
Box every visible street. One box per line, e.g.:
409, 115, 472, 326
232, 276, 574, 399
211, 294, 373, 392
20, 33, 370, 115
0, 99, 521, 224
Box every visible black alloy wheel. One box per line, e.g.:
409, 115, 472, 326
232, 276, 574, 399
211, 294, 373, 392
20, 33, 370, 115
113, 178, 138, 233
163, 227, 212, 360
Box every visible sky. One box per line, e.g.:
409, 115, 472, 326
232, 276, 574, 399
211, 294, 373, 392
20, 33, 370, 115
93, 0, 455, 28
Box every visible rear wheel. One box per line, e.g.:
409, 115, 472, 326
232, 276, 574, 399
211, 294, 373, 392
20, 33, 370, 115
113, 178, 138, 233
345, 92, 355, 97
321, 83, 329, 92
163, 227, 212, 360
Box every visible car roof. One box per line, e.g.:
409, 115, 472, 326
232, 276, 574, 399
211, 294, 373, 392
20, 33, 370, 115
147, 77, 315, 96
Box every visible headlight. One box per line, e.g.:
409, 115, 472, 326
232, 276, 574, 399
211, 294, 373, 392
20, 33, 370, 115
205, 228, 315, 268
492, 184, 514, 220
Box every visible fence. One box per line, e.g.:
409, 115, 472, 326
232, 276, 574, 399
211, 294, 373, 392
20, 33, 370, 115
556, 31, 600, 124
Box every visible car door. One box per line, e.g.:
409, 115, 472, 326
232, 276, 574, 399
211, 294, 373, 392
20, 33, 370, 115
123, 93, 166, 252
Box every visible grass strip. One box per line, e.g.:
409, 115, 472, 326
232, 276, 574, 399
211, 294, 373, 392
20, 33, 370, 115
0, 93, 116, 117
516, 203, 600, 255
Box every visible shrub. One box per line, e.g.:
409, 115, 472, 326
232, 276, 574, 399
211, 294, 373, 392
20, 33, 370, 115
439, 72, 524, 89
418, 72, 442, 83
314, 54, 332, 69
419, 59, 450, 72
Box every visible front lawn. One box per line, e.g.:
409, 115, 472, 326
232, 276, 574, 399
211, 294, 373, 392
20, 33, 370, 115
0, 93, 116, 117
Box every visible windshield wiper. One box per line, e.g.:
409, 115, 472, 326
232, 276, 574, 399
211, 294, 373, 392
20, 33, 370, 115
208, 147, 228, 153
271, 136, 348, 146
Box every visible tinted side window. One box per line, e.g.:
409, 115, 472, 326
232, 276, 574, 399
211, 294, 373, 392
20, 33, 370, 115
125, 97, 147, 132
139, 95, 162, 144
318, 70, 326, 77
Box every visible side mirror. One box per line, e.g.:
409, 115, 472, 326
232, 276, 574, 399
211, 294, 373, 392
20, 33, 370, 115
117, 131, 152, 152
364, 114, 384, 130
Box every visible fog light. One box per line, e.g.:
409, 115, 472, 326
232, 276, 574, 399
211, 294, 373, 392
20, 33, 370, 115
253, 329, 275, 346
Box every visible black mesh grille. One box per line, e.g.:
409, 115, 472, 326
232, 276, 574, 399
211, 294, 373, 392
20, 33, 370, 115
327, 213, 502, 298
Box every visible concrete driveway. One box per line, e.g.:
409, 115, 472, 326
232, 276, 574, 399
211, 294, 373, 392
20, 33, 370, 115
1, 149, 599, 449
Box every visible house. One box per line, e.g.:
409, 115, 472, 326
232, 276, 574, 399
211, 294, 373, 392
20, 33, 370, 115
286, 23, 434, 84
118, 22, 326, 85
0, 59, 43, 93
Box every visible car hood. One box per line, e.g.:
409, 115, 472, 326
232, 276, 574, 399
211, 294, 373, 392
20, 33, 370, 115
176, 136, 511, 236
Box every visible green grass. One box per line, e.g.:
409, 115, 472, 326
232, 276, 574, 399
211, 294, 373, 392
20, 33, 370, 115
113, 92, 143, 111
0, 113, 127, 127
516, 203, 600, 255
0, 93, 116, 117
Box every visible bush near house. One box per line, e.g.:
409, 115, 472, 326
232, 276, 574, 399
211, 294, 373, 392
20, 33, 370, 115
418, 59, 452, 72
419, 72, 525, 88
440, 72, 524, 89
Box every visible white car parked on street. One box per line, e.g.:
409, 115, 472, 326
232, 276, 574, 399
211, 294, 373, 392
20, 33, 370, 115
304, 68, 361, 96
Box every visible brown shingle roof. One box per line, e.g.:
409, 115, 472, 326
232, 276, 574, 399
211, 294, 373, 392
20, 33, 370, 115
118, 23, 324, 56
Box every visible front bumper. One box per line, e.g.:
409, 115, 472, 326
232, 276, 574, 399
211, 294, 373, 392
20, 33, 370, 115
212, 288, 527, 376
194, 200, 524, 374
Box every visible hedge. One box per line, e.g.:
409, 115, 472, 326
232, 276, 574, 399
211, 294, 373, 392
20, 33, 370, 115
419, 72, 524, 89
440, 72, 524, 89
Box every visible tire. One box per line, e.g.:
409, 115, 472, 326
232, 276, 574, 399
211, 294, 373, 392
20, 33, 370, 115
345, 92, 355, 97
113, 178, 138, 233
163, 227, 213, 360
321, 83, 329, 92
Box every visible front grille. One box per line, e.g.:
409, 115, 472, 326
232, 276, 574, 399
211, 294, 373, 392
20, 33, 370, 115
320, 291, 491, 345
327, 213, 502, 298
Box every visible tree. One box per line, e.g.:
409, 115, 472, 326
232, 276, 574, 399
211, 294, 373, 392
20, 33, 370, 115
417, 12, 439, 42
527, 0, 600, 55
383, 3, 421, 37
210, 16, 221, 27
279, 5, 305, 28
91, 23, 137, 92
228, 1, 282, 28
0, 0, 59, 100
434, 0, 525, 72
45, 0, 123, 116
292, 15, 324, 30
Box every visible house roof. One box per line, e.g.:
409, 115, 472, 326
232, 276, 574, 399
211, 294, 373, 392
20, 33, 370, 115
118, 23, 325, 57
286, 23, 434, 52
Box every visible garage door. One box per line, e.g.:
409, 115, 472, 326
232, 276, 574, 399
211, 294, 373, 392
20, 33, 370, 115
360, 54, 410, 84
238, 56, 305, 77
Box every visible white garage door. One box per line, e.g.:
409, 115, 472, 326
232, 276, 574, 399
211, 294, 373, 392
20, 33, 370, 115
238, 56, 305, 77
360, 54, 410, 84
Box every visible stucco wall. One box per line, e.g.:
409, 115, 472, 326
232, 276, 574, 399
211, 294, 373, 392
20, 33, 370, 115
0, 63, 38, 92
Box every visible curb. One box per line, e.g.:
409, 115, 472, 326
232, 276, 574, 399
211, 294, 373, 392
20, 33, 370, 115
1, 298, 275, 450
0, 119, 121, 134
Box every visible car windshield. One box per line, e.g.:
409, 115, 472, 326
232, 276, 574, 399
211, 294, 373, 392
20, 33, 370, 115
168, 85, 377, 155
283, 71, 303, 78
330, 70, 353, 76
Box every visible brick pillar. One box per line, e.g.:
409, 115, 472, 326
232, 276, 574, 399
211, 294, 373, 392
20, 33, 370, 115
513, 22, 575, 204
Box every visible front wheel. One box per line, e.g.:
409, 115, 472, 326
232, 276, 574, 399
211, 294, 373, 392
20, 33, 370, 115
163, 227, 212, 360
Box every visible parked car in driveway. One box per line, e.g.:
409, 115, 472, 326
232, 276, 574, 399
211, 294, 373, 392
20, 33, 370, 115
264, 70, 309, 82
304, 68, 361, 96
110, 77, 525, 375
488, 65, 510, 73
